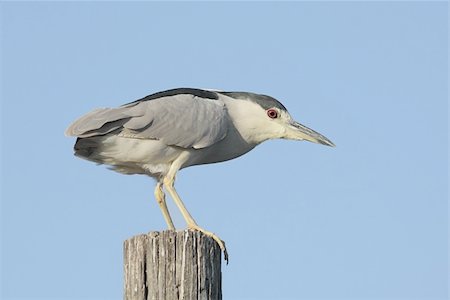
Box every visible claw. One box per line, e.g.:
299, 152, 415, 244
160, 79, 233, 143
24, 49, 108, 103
188, 225, 229, 264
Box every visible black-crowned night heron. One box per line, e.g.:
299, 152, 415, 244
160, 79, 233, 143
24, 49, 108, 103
65, 88, 334, 261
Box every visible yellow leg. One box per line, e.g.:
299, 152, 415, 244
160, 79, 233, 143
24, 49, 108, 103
154, 182, 175, 230
163, 175, 228, 262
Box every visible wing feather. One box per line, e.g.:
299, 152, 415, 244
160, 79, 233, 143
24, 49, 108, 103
65, 106, 144, 137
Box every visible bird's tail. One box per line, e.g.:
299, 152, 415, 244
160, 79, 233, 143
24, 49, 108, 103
73, 136, 105, 163
66, 106, 135, 163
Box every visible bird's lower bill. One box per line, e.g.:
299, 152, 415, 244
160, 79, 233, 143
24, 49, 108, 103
286, 121, 335, 147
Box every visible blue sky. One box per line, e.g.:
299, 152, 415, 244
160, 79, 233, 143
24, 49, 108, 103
1, 2, 448, 299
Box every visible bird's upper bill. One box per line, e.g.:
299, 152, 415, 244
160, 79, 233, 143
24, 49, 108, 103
285, 121, 335, 147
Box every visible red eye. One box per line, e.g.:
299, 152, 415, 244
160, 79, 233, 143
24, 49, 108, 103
267, 109, 278, 119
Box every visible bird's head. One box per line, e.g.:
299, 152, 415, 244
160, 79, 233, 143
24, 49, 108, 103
221, 92, 335, 147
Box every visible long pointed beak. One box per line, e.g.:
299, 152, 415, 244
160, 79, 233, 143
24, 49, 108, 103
286, 121, 335, 147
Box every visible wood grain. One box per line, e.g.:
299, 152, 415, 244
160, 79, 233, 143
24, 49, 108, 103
124, 230, 222, 300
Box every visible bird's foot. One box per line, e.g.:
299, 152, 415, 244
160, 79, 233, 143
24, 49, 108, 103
188, 224, 229, 264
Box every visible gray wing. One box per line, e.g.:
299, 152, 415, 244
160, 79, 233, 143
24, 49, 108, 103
64, 107, 144, 138
65, 93, 229, 149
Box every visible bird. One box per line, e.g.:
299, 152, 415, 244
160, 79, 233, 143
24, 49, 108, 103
65, 87, 334, 262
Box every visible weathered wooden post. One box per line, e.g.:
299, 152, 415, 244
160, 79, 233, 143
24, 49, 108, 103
124, 230, 222, 300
